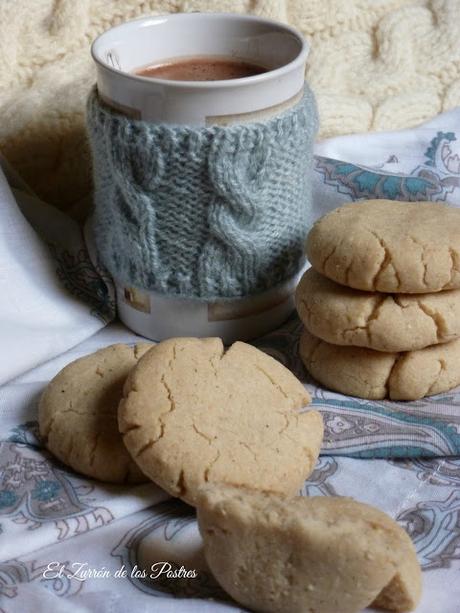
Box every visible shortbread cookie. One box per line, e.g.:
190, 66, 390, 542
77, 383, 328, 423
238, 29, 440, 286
296, 268, 460, 352
39, 343, 152, 483
119, 337, 322, 506
197, 485, 422, 613
306, 200, 460, 293
300, 328, 460, 400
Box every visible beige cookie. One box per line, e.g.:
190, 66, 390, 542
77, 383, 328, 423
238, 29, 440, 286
306, 200, 460, 293
197, 485, 422, 613
300, 328, 460, 400
119, 337, 322, 507
39, 343, 152, 483
296, 268, 460, 352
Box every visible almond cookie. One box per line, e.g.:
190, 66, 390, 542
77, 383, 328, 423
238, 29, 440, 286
39, 343, 152, 483
300, 328, 460, 400
306, 200, 460, 293
296, 268, 460, 352
119, 337, 322, 506
197, 485, 422, 613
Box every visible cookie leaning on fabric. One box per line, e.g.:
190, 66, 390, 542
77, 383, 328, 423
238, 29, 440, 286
197, 484, 422, 613
118, 337, 323, 507
39, 343, 152, 484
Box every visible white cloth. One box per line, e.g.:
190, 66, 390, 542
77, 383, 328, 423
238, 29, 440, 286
0, 157, 112, 385
2, 110, 460, 612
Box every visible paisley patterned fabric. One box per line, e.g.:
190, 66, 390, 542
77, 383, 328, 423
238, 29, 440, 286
255, 315, 460, 458
0, 327, 459, 612
315, 133, 460, 203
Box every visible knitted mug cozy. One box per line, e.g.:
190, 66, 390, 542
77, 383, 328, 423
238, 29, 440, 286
86, 86, 318, 301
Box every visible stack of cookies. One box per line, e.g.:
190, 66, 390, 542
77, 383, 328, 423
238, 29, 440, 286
296, 199, 460, 400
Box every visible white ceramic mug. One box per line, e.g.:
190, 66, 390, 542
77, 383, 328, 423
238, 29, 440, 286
90, 12, 310, 343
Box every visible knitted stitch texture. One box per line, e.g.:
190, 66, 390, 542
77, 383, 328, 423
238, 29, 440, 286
0, 1, 459, 212
86, 86, 318, 300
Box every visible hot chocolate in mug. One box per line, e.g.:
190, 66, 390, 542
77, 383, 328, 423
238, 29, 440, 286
89, 12, 312, 343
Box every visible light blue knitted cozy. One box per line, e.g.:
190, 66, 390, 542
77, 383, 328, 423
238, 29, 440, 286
86, 86, 318, 300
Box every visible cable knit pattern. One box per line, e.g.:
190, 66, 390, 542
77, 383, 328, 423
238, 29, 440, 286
0, 0, 459, 211
87, 87, 318, 299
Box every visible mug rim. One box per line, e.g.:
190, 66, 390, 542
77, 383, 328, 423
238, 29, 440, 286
90, 12, 309, 90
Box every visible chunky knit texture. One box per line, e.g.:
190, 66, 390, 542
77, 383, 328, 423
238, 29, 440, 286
0, 0, 459, 212
87, 87, 318, 300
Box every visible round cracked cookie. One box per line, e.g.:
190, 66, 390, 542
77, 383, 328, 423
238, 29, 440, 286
39, 343, 152, 483
306, 200, 460, 293
296, 268, 460, 352
197, 485, 422, 613
299, 328, 460, 400
119, 337, 323, 506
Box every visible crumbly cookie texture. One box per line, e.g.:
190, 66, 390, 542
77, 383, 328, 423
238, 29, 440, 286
197, 485, 422, 613
300, 328, 460, 400
119, 337, 322, 507
296, 268, 460, 352
39, 343, 152, 483
306, 200, 460, 294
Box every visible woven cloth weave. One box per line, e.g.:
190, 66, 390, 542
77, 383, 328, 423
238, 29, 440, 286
87, 86, 318, 299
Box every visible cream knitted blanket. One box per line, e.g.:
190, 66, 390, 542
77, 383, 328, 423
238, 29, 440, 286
1, 0, 459, 212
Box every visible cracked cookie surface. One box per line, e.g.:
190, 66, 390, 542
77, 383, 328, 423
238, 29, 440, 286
197, 485, 421, 613
300, 328, 460, 400
39, 343, 152, 483
296, 268, 460, 352
119, 337, 322, 507
306, 200, 460, 293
